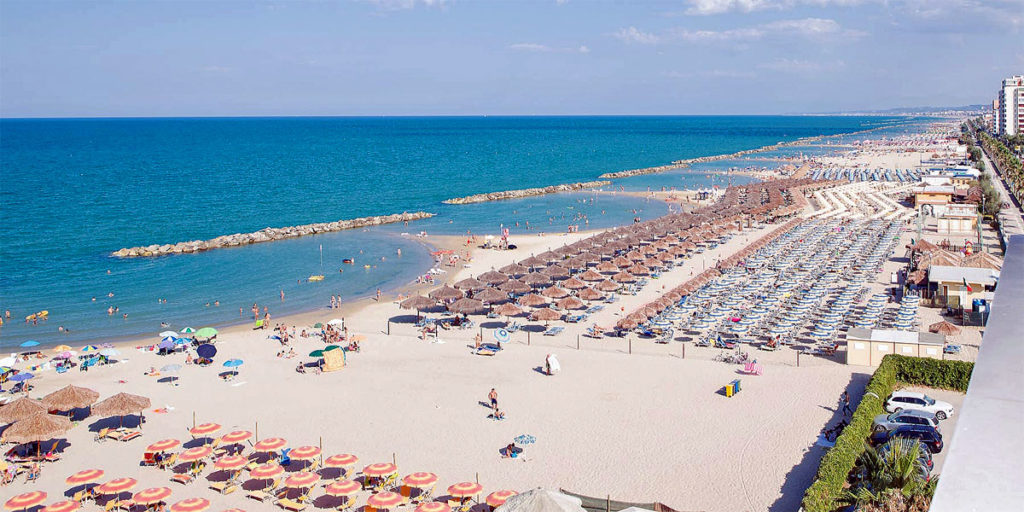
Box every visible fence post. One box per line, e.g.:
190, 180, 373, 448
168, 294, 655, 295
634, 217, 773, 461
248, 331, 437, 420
577, 335, 580, 350
527, 331, 531, 346
629, 336, 632, 355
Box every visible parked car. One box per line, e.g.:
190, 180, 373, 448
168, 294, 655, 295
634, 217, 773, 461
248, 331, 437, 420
871, 425, 944, 454
873, 409, 941, 433
885, 391, 955, 420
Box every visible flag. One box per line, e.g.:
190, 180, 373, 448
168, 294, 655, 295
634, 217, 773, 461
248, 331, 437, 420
963, 278, 973, 292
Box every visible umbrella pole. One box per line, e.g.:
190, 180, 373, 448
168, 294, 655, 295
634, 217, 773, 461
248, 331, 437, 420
255, 421, 258, 442
193, 411, 196, 430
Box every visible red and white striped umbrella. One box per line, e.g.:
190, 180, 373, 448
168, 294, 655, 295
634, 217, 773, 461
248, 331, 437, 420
213, 455, 247, 470
283, 472, 319, 488
65, 469, 104, 485
447, 482, 483, 497
96, 478, 138, 495
177, 446, 213, 462
289, 445, 321, 460
323, 480, 361, 497
189, 423, 222, 436
146, 439, 182, 453
363, 463, 398, 477
414, 502, 451, 512
132, 487, 172, 505
366, 492, 404, 509
402, 472, 438, 488
323, 454, 359, 468
169, 498, 210, 512
42, 501, 80, 512
252, 437, 287, 452
486, 490, 518, 507
248, 463, 284, 480
5, 492, 48, 511
219, 430, 252, 444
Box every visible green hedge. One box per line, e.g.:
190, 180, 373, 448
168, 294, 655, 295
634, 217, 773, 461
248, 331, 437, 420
801, 355, 974, 511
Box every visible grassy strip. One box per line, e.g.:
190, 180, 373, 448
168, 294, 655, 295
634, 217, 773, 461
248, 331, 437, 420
800, 355, 973, 511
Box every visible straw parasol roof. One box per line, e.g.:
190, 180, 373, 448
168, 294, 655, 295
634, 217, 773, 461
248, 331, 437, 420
478, 270, 510, 285
543, 265, 570, 279
454, 277, 487, 292
561, 277, 588, 290
91, 392, 151, 418
908, 239, 940, 253
494, 303, 524, 317
42, 385, 100, 412
400, 295, 436, 311
522, 272, 553, 286
612, 271, 637, 283
519, 256, 546, 268
962, 251, 1003, 270
518, 293, 548, 307
595, 261, 619, 273
564, 257, 588, 270
555, 297, 585, 310
540, 286, 570, 299
499, 263, 529, 276
906, 270, 928, 286
627, 264, 650, 276
579, 269, 604, 282
429, 285, 464, 301
475, 287, 509, 304
929, 320, 961, 336
499, 279, 532, 294
596, 279, 620, 292
616, 318, 638, 330
536, 250, 560, 262
530, 308, 562, 322
1, 412, 73, 444
448, 298, 486, 315
611, 256, 632, 267
577, 287, 605, 301
0, 396, 48, 424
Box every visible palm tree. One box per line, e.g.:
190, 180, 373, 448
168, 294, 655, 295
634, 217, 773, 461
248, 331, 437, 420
847, 439, 936, 509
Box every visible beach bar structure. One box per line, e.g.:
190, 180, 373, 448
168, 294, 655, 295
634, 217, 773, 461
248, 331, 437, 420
845, 328, 946, 367
927, 265, 999, 309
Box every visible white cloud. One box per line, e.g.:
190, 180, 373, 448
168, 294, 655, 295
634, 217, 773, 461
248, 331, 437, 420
363, 0, 449, 10
508, 43, 591, 54
683, 0, 866, 15
617, 17, 864, 46
613, 26, 661, 44
757, 58, 846, 72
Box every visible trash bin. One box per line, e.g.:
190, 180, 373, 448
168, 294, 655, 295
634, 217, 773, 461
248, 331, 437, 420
731, 379, 741, 393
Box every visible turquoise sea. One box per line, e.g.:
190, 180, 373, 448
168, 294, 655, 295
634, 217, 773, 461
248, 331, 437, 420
0, 116, 913, 348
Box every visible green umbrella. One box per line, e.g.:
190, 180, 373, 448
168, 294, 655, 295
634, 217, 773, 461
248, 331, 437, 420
308, 350, 324, 358
180, 327, 196, 334
324, 345, 340, 351
195, 327, 218, 338
313, 322, 324, 328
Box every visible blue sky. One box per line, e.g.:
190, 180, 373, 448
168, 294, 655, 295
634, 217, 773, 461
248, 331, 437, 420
1, 0, 1022, 117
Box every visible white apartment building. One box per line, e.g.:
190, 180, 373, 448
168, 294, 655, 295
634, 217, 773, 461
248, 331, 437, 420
995, 75, 1024, 136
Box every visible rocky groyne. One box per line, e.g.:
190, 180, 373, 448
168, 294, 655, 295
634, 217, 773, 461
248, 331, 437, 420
111, 211, 435, 258
442, 181, 611, 204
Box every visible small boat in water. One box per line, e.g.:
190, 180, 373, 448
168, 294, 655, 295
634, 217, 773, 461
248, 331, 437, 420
308, 275, 325, 282
342, 258, 354, 264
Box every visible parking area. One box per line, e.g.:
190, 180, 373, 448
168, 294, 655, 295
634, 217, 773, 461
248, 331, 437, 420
896, 385, 967, 475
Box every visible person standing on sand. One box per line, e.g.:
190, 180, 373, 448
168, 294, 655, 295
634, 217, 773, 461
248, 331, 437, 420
841, 391, 852, 417
488, 388, 498, 411
376, 288, 382, 302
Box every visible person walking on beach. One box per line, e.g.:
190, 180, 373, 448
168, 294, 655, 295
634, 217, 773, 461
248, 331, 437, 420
488, 388, 498, 411
840, 391, 852, 417
376, 288, 382, 302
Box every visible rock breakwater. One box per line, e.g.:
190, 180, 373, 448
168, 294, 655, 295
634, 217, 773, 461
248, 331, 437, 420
442, 181, 611, 204
111, 211, 435, 258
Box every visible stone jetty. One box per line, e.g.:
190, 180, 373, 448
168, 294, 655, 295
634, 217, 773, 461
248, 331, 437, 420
111, 211, 435, 258
442, 181, 611, 204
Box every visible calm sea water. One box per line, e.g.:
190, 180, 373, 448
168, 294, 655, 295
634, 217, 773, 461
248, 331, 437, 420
0, 116, 909, 348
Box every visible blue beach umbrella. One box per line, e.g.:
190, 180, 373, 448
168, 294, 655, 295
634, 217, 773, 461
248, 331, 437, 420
223, 358, 244, 368
158, 339, 175, 350
20, 341, 39, 348
81, 345, 99, 353
493, 329, 510, 343
196, 344, 217, 359
514, 434, 536, 445
161, 336, 177, 344
10, 372, 34, 382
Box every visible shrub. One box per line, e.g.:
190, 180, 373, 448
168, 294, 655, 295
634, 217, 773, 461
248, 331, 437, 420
801, 355, 974, 511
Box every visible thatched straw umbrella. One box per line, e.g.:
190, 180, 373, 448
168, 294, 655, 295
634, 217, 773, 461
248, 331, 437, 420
543, 265, 570, 279
1, 412, 73, 455
579, 269, 604, 282
530, 308, 562, 324
522, 272, 553, 287
429, 285, 464, 302
518, 293, 548, 307
494, 303, 524, 321
555, 297, 585, 310
41, 385, 99, 413
596, 279, 620, 292
475, 287, 509, 304
612, 271, 637, 283
612, 256, 633, 267
400, 295, 436, 314
643, 258, 664, 268
627, 264, 650, 276
564, 257, 588, 270
540, 286, 570, 299
536, 251, 560, 263
499, 263, 529, 277
448, 298, 486, 315
596, 261, 619, 273
518, 256, 546, 269
577, 287, 605, 302
929, 321, 961, 336
92, 392, 151, 428
0, 396, 47, 424
561, 277, 588, 290
616, 318, 638, 330
477, 270, 510, 286
625, 250, 645, 262
499, 279, 532, 294
454, 277, 487, 292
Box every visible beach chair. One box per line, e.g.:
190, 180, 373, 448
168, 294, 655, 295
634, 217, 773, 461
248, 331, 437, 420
506, 322, 521, 333
119, 430, 142, 442
447, 497, 471, 512
105, 430, 126, 442
94, 428, 111, 442
170, 472, 193, 485
604, 294, 618, 303
742, 362, 764, 375
159, 453, 177, 471
142, 452, 157, 466
103, 500, 117, 512
209, 481, 238, 495
277, 499, 306, 512
543, 326, 563, 336
582, 327, 603, 339
247, 479, 283, 502
117, 499, 136, 512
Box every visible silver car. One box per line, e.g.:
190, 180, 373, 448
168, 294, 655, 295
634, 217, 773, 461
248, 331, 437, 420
873, 409, 940, 433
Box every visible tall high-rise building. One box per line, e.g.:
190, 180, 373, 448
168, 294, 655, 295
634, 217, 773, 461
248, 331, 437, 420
995, 75, 1024, 136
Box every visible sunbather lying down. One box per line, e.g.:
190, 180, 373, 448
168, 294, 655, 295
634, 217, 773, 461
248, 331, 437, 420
489, 409, 506, 420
